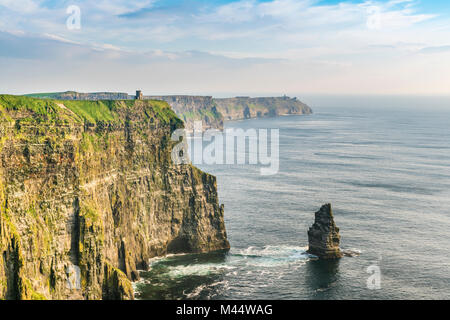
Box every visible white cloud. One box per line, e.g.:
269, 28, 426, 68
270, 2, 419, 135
87, 0, 157, 16
213, 0, 258, 23
0, 0, 440, 53
419, 45, 450, 54
0, 0, 40, 13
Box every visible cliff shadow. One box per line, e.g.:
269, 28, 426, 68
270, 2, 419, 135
69, 198, 80, 266
135, 250, 229, 300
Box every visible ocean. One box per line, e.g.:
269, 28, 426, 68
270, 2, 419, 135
135, 96, 450, 300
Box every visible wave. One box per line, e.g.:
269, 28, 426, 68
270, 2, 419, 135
146, 252, 190, 266
143, 245, 315, 279
231, 246, 310, 269
225, 245, 314, 269
184, 280, 230, 300
348, 181, 436, 195
166, 264, 235, 278
232, 245, 309, 258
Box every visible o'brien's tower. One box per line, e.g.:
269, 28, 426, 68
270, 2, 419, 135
136, 90, 143, 100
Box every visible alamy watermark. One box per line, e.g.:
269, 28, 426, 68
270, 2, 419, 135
66, 5, 81, 30
171, 121, 280, 176
66, 264, 81, 290
366, 254, 382, 290
366, 6, 381, 30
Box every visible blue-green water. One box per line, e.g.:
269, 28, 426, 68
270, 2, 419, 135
135, 100, 450, 300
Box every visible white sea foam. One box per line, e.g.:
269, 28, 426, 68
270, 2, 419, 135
166, 263, 233, 278
233, 245, 309, 257
341, 248, 362, 257
229, 245, 313, 268
184, 284, 208, 299
147, 253, 189, 266
183, 280, 230, 299
146, 245, 313, 284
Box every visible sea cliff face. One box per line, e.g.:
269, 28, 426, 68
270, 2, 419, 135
146, 95, 223, 131
215, 96, 312, 121
0, 95, 229, 300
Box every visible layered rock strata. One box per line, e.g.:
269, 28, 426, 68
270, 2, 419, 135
0, 95, 229, 300
215, 96, 312, 121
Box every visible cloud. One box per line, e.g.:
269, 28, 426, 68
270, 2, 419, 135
0, 29, 277, 62
197, 0, 434, 33
88, 0, 157, 16
0, 1, 449, 95
0, 30, 288, 94
0, 0, 40, 13
419, 45, 450, 54
0, 0, 440, 53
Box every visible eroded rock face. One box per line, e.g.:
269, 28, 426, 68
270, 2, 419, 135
0, 96, 229, 300
147, 95, 223, 131
307, 204, 343, 259
215, 96, 313, 121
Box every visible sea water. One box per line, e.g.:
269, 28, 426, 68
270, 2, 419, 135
135, 96, 450, 300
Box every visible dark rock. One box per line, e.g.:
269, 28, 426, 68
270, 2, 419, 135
341, 249, 360, 257
130, 270, 140, 282
307, 204, 343, 259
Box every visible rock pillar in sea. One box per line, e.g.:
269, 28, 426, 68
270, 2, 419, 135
307, 204, 343, 259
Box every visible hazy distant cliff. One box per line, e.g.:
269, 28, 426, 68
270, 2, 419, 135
215, 96, 312, 121
151, 95, 313, 129
0, 95, 229, 300
145, 95, 223, 131
26, 91, 130, 101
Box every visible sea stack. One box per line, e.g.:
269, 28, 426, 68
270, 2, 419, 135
307, 204, 343, 259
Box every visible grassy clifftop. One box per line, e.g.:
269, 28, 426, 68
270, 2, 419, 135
25, 92, 313, 130
25, 91, 130, 101
0, 95, 183, 127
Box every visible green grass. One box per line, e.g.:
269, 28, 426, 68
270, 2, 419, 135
179, 106, 221, 121
0, 95, 60, 115
0, 95, 184, 128
24, 92, 69, 98
80, 204, 100, 225
62, 100, 117, 123
145, 99, 184, 127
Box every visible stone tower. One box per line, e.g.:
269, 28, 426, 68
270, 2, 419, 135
135, 90, 143, 100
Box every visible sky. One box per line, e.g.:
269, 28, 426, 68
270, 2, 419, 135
0, 0, 449, 96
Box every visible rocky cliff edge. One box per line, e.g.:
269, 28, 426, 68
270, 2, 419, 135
0, 95, 229, 300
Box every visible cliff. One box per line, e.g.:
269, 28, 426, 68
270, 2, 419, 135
0, 95, 229, 300
145, 96, 223, 131
26, 92, 312, 130
26, 92, 223, 131
215, 96, 312, 121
